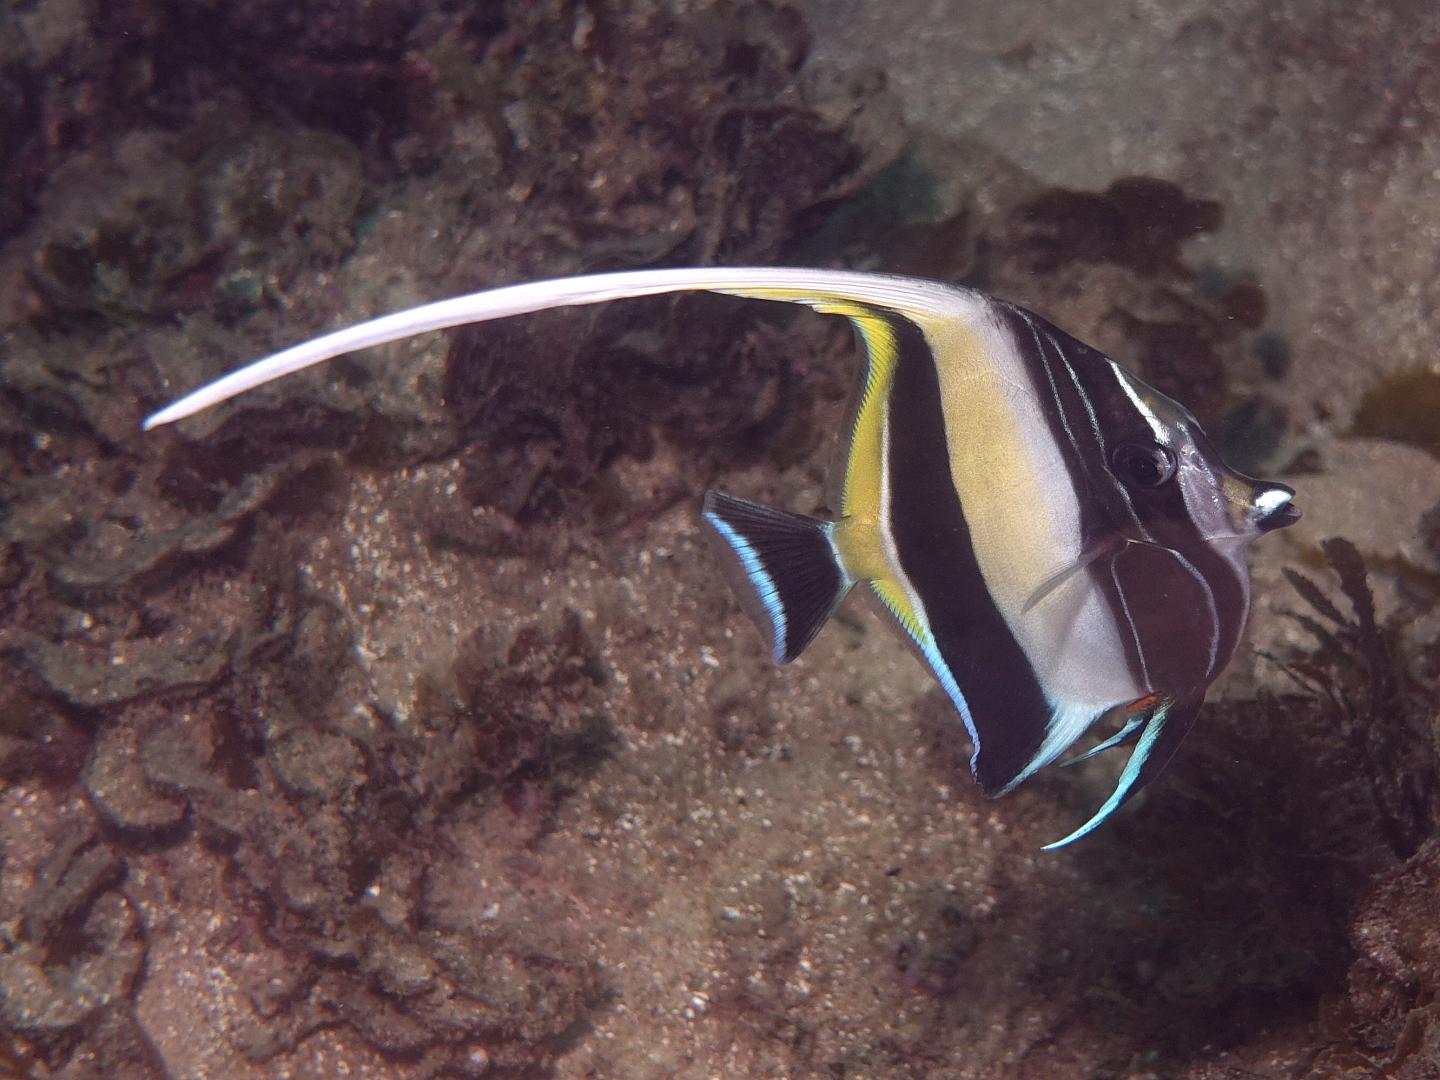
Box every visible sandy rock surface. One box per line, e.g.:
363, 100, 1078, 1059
2, 1, 1439, 1077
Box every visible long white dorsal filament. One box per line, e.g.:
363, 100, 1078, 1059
142, 267, 957, 430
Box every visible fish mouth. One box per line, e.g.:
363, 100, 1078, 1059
1255, 486, 1301, 532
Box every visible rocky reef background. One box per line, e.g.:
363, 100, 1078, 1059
1, 0, 1439, 1076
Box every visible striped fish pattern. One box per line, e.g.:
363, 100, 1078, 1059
145, 269, 1299, 848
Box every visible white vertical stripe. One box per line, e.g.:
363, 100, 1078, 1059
1108, 361, 1166, 442
887, 300, 1142, 734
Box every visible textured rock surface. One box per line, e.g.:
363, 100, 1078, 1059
1, 0, 1438, 1077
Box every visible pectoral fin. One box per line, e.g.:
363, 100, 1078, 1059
1022, 535, 1123, 615
1042, 689, 1204, 850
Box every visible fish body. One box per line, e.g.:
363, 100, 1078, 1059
144, 268, 1299, 847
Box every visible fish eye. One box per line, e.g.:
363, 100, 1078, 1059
1110, 441, 1177, 489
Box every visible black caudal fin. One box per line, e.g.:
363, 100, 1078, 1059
702, 491, 852, 664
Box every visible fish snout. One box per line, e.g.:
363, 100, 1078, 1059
1252, 482, 1300, 532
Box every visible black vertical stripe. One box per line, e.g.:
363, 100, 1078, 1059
995, 304, 1174, 689
993, 304, 1115, 541
882, 317, 1055, 796
997, 302, 1250, 694
1171, 541, 1250, 684
1106, 542, 1222, 692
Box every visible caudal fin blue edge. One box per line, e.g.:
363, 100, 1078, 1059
701, 491, 852, 665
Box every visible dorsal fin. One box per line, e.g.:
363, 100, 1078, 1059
143, 268, 974, 429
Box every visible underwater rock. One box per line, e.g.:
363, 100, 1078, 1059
0, 892, 143, 1033
0, 0, 128, 246
0, 24, 32, 241
62, 1010, 171, 1080
1000, 176, 1222, 279
23, 126, 360, 325
1283, 440, 1440, 574
84, 719, 188, 835
1353, 369, 1440, 462
0, 675, 90, 789
894, 894, 980, 1000
181, 0, 424, 64
120, 597, 620, 1068
10, 0, 1440, 1074
1343, 840, 1440, 1069
268, 728, 367, 805
20, 832, 125, 946
822, 139, 1259, 431
1, 608, 236, 709
0, 832, 142, 1035
979, 181, 1242, 426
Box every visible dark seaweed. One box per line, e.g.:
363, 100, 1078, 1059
1274, 539, 1439, 860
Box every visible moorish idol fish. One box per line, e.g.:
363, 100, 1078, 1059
144, 268, 1300, 847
